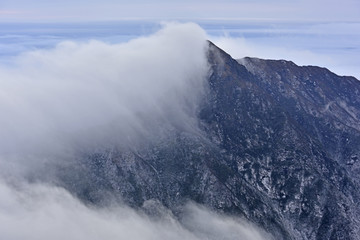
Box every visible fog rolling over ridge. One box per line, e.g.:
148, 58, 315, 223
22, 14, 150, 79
3, 21, 358, 240
0, 23, 207, 171
0, 23, 270, 240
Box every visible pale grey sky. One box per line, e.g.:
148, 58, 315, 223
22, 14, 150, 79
0, 0, 359, 22
0, 1, 359, 78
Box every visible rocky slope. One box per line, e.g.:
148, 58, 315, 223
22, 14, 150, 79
55, 41, 360, 240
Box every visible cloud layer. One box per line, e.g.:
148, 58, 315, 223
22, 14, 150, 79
0, 22, 208, 172
0, 22, 271, 240
0, 179, 268, 240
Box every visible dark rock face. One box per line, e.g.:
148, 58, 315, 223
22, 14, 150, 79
238, 57, 360, 184
57, 42, 360, 240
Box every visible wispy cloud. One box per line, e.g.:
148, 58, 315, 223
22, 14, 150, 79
0, 22, 272, 240
0, 179, 269, 240
0, 23, 208, 175
0, 10, 24, 15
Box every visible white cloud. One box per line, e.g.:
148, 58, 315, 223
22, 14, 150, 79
0, 22, 271, 240
0, 179, 269, 240
0, 22, 209, 175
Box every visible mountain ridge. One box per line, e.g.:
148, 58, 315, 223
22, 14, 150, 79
53, 41, 360, 240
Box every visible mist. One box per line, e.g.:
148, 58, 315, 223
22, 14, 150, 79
0, 22, 208, 171
0, 179, 268, 240
0, 22, 272, 239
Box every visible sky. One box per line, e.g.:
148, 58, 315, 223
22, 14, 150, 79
0, 0, 359, 78
0, 0, 359, 22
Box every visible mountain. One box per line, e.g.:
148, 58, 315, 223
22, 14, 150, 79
54, 41, 360, 240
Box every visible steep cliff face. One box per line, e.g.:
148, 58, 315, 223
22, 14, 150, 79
238, 57, 360, 185
56, 42, 360, 240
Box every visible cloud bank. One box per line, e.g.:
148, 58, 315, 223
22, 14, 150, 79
0, 22, 272, 240
0, 22, 208, 171
0, 179, 268, 240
